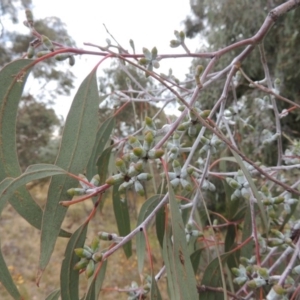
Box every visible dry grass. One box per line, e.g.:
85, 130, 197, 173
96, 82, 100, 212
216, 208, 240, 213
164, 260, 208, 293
0, 183, 167, 300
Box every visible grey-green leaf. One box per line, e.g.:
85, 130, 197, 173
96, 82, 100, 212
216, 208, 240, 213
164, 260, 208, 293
112, 184, 132, 258
0, 59, 55, 232
45, 289, 60, 300
39, 68, 100, 279
87, 117, 115, 179
84, 260, 107, 300
0, 164, 66, 207
162, 185, 198, 300
136, 195, 161, 274
60, 223, 88, 300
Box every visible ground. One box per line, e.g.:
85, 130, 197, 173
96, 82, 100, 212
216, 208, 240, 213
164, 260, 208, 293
0, 182, 167, 299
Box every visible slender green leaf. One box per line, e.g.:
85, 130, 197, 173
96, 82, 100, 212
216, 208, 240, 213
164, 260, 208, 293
190, 249, 202, 274
162, 185, 198, 300
45, 289, 60, 300
0, 59, 55, 232
155, 205, 165, 249
224, 225, 239, 270
0, 240, 21, 300
200, 254, 230, 300
0, 164, 66, 207
84, 260, 107, 300
241, 203, 254, 259
60, 223, 88, 300
136, 195, 161, 273
97, 146, 114, 186
112, 184, 132, 258
230, 151, 268, 233
150, 274, 162, 300
155, 183, 167, 248
39, 69, 100, 276
0, 178, 13, 213
87, 117, 115, 179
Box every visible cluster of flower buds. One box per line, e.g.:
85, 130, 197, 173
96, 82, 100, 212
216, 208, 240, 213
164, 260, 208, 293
67, 174, 100, 197
106, 118, 164, 200
261, 129, 280, 145
283, 140, 300, 165
185, 222, 203, 244
74, 237, 102, 278
255, 96, 272, 111
165, 132, 182, 161
188, 168, 216, 192
127, 277, 151, 300
261, 186, 298, 218
199, 135, 223, 156
24, 10, 75, 66
167, 160, 192, 192
231, 264, 249, 285
138, 47, 160, 75
170, 30, 185, 48
223, 96, 247, 126
246, 267, 269, 289
177, 108, 210, 137
267, 229, 293, 247
226, 170, 250, 201
232, 70, 242, 87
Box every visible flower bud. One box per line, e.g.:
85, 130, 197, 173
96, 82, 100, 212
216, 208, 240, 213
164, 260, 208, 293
90, 236, 100, 252
55, 54, 71, 61
92, 252, 103, 262
98, 232, 114, 241
172, 160, 181, 176
36, 51, 51, 57
177, 122, 190, 131
257, 267, 269, 279
267, 238, 284, 247
86, 260, 95, 278
152, 60, 160, 69
128, 136, 141, 148
272, 284, 286, 296
74, 248, 92, 259
134, 180, 145, 196
170, 178, 180, 188
148, 149, 164, 159
115, 158, 127, 173
74, 258, 89, 270
27, 45, 34, 58
180, 178, 192, 192
90, 174, 100, 186
67, 188, 86, 196
41, 35, 54, 51
137, 173, 152, 181
226, 178, 240, 189
105, 173, 125, 185
170, 40, 181, 48
233, 277, 247, 285
151, 47, 158, 59
144, 131, 154, 150
69, 55, 75, 66
133, 147, 146, 158
292, 265, 300, 275
25, 9, 34, 25
139, 58, 149, 66
273, 196, 284, 204
270, 229, 284, 239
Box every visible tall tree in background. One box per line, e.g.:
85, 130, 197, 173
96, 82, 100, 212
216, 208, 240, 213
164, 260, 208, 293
182, 0, 300, 168
184, 0, 300, 137
0, 0, 75, 169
